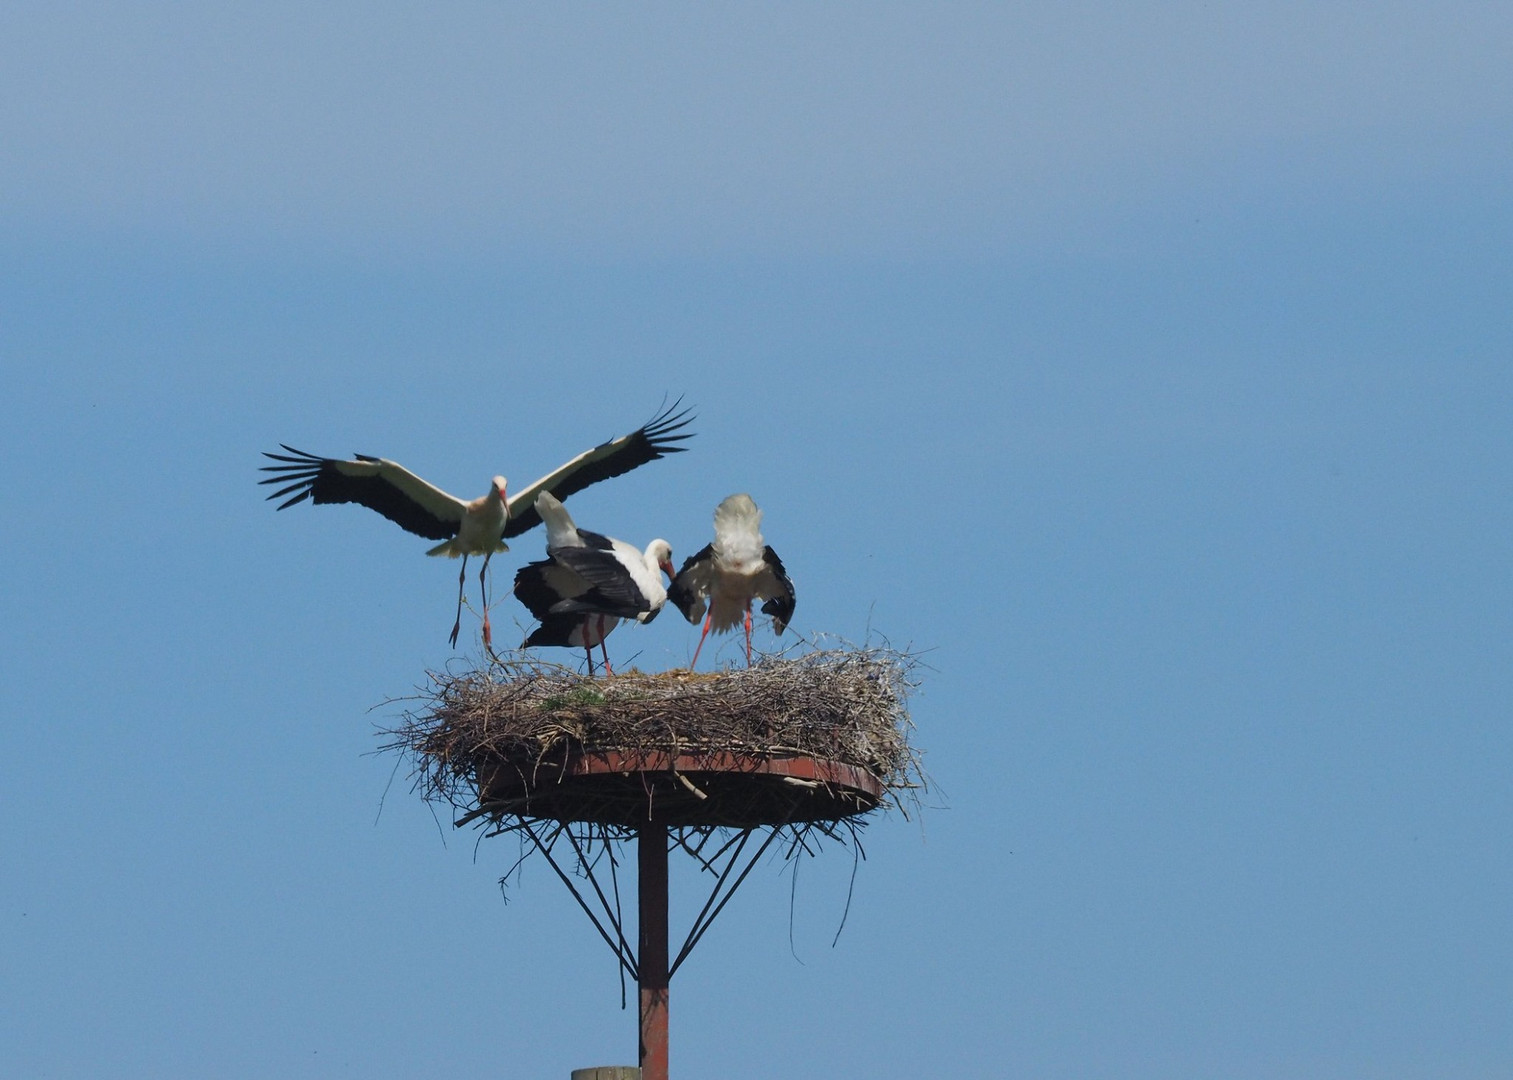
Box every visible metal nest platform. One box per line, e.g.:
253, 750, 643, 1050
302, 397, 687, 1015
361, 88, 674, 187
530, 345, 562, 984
380, 645, 925, 1080
474, 746, 885, 827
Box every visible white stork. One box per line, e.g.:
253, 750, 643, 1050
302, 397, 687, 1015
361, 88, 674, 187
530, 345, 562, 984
667, 493, 795, 668
513, 491, 674, 674
260, 400, 692, 648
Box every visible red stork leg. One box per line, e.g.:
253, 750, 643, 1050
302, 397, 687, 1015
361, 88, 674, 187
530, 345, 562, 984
478, 552, 493, 648
580, 616, 596, 676
598, 615, 614, 676
743, 605, 754, 665
688, 612, 714, 669
448, 554, 470, 647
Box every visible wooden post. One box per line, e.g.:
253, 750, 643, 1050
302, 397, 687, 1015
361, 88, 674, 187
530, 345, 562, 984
638, 824, 669, 1080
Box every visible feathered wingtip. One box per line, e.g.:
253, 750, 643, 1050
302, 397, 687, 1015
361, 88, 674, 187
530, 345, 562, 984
258, 444, 327, 509
641, 395, 696, 455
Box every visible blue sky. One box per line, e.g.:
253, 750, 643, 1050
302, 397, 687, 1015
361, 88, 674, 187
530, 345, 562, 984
3, 5, 1511, 1077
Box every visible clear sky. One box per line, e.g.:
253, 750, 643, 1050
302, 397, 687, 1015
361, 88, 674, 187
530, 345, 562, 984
3, 5, 1511, 1077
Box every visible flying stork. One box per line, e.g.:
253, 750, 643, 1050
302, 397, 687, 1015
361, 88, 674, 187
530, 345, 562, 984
259, 400, 692, 648
513, 491, 674, 674
667, 493, 795, 668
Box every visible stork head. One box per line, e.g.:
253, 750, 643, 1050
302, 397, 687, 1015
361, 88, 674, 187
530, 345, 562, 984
492, 475, 509, 513
647, 539, 675, 579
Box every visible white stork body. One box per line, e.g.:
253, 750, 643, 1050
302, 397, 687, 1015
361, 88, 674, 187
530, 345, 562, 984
425, 475, 510, 647
513, 492, 674, 674
668, 493, 795, 668
260, 400, 692, 648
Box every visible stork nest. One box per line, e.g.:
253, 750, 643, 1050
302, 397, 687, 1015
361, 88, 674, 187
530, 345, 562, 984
381, 644, 926, 832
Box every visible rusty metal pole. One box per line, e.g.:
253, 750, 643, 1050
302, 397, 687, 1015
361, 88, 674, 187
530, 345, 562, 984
638, 823, 669, 1080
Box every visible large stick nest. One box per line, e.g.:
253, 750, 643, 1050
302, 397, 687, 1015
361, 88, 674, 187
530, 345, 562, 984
382, 645, 926, 831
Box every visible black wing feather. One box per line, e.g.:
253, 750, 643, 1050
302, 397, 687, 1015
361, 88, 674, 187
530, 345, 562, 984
572, 530, 618, 553
523, 613, 589, 649
512, 559, 583, 621
666, 543, 714, 622
758, 545, 796, 634
259, 446, 459, 542
502, 398, 695, 538
547, 546, 654, 618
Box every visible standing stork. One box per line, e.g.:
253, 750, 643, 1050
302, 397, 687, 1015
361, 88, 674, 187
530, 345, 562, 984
667, 493, 795, 668
513, 491, 674, 674
259, 399, 692, 648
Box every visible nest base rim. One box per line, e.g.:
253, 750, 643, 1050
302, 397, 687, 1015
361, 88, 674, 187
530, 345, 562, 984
475, 748, 885, 828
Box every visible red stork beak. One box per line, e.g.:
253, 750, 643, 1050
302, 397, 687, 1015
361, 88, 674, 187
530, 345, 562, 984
660, 560, 675, 580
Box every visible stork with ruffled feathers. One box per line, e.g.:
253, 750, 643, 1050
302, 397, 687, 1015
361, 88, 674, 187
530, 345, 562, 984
668, 493, 795, 668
